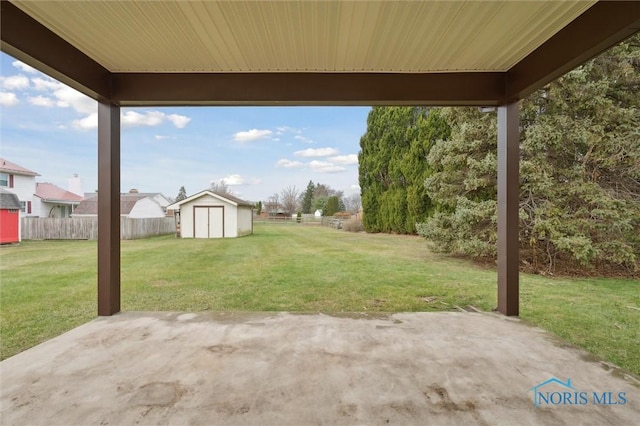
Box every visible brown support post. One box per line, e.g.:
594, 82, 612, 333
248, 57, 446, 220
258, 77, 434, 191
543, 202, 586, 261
497, 102, 520, 316
98, 101, 121, 316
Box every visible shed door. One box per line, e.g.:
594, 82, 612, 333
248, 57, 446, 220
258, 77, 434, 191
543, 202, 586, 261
194, 206, 224, 238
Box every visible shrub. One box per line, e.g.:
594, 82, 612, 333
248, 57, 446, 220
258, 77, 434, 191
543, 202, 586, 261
342, 218, 365, 233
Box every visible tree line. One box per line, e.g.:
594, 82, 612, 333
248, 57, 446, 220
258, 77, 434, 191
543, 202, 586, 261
263, 181, 361, 217
358, 34, 640, 274
175, 180, 361, 218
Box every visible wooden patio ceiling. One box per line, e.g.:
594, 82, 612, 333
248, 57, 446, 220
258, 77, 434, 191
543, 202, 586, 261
2, 1, 639, 107
1, 0, 639, 317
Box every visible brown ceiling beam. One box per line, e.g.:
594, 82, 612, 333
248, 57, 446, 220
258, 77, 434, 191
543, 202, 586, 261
0, 1, 111, 100
507, 1, 640, 102
112, 72, 505, 107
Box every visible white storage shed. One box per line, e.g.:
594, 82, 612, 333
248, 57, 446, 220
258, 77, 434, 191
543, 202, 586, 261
168, 191, 254, 239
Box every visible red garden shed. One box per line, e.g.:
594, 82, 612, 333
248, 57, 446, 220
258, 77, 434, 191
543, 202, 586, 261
0, 188, 21, 244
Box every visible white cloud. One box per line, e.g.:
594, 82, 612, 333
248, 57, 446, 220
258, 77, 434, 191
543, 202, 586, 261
155, 135, 176, 141
31, 77, 62, 91
72, 113, 97, 130
309, 160, 346, 173
276, 159, 305, 169
67, 109, 192, 131
54, 86, 96, 114
30, 77, 97, 115
1, 75, 29, 90
328, 154, 358, 165
166, 113, 191, 129
28, 96, 55, 107
233, 129, 273, 142
294, 135, 313, 144
12, 61, 38, 74
122, 110, 164, 127
121, 111, 191, 129
0, 92, 19, 106
211, 174, 261, 188
220, 174, 245, 186
294, 147, 339, 158
350, 184, 361, 191
276, 126, 302, 134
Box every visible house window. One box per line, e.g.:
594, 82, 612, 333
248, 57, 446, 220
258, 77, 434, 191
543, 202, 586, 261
20, 201, 26, 212
0, 173, 8, 187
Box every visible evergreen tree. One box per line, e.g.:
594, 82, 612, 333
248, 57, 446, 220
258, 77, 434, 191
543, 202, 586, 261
417, 34, 640, 274
325, 196, 340, 216
301, 180, 315, 213
358, 107, 450, 233
256, 201, 262, 215
176, 186, 187, 202
313, 196, 328, 213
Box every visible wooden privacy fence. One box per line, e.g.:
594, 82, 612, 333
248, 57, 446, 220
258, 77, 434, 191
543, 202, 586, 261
21, 217, 176, 240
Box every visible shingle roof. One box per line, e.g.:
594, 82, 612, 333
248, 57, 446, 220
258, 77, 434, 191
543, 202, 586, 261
72, 197, 97, 215
0, 188, 21, 210
0, 158, 40, 176
35, 183, 83, 203
168, 190, 254, 209
73, 193, 162, 215
211, 191, 255, 207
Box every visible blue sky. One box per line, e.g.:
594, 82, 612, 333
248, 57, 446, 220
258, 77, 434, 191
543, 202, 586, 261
0, 52, 369, 201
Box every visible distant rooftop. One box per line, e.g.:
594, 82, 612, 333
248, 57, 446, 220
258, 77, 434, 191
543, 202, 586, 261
74, 192, 161, 215
0, 158, 40, 177
35, 183, 83, 203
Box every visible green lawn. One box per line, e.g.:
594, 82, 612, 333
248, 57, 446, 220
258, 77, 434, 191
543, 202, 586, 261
1, 223, 638, 375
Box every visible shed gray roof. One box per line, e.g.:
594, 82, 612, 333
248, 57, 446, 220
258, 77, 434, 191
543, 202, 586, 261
167, 190, 254, 209
0, 188, 21, 210
211, 191, 255, 207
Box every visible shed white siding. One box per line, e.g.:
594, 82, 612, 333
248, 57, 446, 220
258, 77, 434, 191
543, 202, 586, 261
170, 191, 253, 239
237, 206, 253, 236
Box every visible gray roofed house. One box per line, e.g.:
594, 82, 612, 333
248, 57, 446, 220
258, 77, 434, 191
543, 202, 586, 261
73, 190, 169, 218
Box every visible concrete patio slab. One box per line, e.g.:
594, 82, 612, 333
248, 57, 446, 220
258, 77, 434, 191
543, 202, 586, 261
1, 311, 638, 425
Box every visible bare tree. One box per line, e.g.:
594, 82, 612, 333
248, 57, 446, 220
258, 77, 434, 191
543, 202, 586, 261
314, 183, 343, 200
280, 185, 300, 215
344, 193, 362, 213
265, 193, 280, 216
210, 180, 230, 195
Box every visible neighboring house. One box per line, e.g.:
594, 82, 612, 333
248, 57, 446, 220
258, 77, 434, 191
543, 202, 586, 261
0, 158, 39, 217
34, 182, 84, 218
150, 193, 171, 211
126, 189, 172, 212
167, 190, 254, 238
261, 201, 288, 218
73, 189, 167, 218
0, 188, 22, 243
